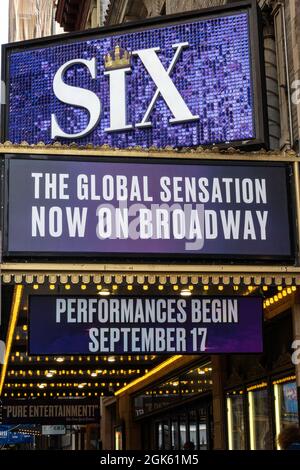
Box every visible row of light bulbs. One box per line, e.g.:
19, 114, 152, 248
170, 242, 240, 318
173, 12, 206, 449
3, 391, 104, 398
29, 283, 276, 296
5, 381, 125, 389
17, 430, 41, 436
10, 354, 153, 362
8, 368, 142, 377
263, 286, 297, 308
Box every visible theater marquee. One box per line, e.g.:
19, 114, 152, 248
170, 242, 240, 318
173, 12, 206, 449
4, 156, 292, 261
2, 1, 266, 149
28, 295, 263, 355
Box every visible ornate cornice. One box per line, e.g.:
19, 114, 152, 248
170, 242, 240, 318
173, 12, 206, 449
0, 141, 297, 161
55, 0, 92, 31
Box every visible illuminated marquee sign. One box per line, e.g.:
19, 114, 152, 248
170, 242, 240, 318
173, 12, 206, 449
5, 156, 292, 261
28, 295, 263, 355
3, 1, 266, 148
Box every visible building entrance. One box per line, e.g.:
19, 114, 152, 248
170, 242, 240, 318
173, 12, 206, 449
141, 399, 213, 450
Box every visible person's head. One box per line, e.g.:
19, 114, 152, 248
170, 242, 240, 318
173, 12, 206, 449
277, 425, 300, 450
183, 441, 195, 450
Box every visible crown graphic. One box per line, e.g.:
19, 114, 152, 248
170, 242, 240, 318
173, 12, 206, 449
104, 45, 131, 70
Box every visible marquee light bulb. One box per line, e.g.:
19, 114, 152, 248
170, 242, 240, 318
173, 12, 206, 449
98, 289, 110, 296
180, 289, 192, 297
49, 284, 55, 290
55, 357, 65, 363
38, 383, 47, 389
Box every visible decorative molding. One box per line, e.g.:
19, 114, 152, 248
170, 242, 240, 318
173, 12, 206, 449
0, 142, 297, 162
55, 0, 92, 31
1, 269, 300, 287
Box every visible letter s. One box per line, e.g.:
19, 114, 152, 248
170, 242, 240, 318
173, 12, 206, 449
51, 58, 101, 139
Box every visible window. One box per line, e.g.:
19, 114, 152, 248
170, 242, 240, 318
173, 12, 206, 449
133, 392, 152, 417
180, 363, 213, 398
156, 423, 163, 450
226, 392, 246, 450
133, 361, 213, 419
189, 410, 197, 450
248, 386, 273, 450
152, 377, 180, 411
274, 378, 299, 448
154, 402, 211, 450
171, 419, 179, 450
179, 414, 187, 450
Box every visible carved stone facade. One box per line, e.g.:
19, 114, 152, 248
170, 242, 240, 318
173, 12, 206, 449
9, 0, 56, 41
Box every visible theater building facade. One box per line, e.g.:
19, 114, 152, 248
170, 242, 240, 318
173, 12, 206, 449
1, 0, 300, 451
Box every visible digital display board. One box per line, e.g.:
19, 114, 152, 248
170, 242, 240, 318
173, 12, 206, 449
28, 295, 263, 355
3, 1, 266, 148
5, 156, 292, 261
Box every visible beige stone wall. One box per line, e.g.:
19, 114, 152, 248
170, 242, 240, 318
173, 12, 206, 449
9, 0, 55, 42
166, 0, 226, 14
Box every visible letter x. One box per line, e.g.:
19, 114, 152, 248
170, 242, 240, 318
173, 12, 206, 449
133, 42, 199, 127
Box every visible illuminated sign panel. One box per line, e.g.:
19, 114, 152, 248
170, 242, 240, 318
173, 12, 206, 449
5, 156, 292, 261
3, 2, 266, 148
0, 399, 100, 424
28, 296, 263, 355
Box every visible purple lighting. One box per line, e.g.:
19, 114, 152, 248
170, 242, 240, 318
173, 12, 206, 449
7, 12, 254, 148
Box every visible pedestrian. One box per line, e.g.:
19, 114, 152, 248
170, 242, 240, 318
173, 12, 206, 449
183, 441, 195, 450
277, 425, 300, 450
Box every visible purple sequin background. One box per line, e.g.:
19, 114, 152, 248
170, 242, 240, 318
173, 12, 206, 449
8, 12, 254, 148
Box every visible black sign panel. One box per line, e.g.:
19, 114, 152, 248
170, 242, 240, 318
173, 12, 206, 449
5, 156, 293, 262
29, 295, 263, 355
